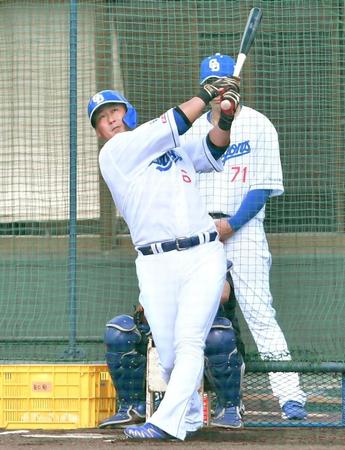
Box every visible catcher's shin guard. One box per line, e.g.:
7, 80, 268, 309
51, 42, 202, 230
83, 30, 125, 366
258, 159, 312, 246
101, 315, 147, 427
204, 316, 245, 409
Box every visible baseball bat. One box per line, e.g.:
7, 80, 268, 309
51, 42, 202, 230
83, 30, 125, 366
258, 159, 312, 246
221, 7, 262, 110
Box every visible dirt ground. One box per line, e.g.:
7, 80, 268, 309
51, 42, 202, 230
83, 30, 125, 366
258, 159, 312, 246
1, 427, 345, 450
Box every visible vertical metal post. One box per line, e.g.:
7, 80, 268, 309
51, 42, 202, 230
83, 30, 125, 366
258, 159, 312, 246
62, 0, 85, 359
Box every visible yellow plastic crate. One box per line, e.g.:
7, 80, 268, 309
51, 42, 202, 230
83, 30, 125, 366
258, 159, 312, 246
0, 364, 116, 429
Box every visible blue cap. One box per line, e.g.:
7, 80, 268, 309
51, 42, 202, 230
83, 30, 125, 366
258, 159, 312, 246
200, 53, 235, 84
87, 90, 137, 129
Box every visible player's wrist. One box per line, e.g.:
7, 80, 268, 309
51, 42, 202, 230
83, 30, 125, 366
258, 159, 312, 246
227, 218, 237, 233
218, 111, 234, 131
196, 88, 213, 105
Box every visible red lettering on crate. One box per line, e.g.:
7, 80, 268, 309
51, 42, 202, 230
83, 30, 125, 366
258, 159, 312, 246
32, 381, 52, 392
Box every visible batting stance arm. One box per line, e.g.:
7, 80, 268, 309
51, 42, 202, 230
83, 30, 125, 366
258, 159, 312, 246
176, 97, 233, 150
174, 107, 231, 163
176, 77, 240, 146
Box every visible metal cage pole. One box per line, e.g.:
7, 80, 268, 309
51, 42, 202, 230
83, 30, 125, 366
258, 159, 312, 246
62, 0, 85, 360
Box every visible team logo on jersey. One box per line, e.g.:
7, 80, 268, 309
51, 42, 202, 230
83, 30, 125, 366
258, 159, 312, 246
151, 150, 182, 171
222, 140, 251, 162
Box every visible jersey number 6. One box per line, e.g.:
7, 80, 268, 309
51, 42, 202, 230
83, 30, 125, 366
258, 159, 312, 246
181, 169, 192, 183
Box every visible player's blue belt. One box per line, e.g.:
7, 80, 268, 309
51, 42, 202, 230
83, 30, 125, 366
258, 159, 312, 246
136, 231, 218, 256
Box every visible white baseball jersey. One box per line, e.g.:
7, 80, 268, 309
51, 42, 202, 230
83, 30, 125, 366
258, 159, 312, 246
182, 106, 306, 407
99, 108, 223, 246
183, 105, 284, 221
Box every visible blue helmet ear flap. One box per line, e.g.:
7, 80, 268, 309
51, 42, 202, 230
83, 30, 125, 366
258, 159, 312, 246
122, 102, 137, 129
87, 90, 138, 129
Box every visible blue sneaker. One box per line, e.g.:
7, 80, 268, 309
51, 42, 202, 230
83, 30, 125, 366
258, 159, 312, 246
214, 401, 245, 418
124, 422, 176, 440
282, 401, 307, 420
211, 406, 243, 429
99, 402, 145, 428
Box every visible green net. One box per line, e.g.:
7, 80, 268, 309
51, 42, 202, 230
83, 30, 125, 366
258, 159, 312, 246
0, 0, 344, 370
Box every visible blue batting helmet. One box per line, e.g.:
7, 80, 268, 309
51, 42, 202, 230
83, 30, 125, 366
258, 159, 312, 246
200, 53, 235, 84
87, 90, 137, 129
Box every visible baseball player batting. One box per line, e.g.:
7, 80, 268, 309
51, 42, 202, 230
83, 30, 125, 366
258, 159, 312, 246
87, 75, 240, 440
181, 53, 307, 420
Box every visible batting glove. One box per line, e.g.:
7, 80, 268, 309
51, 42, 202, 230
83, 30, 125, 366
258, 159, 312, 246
197, 76, 240, 104
222, 76, 240, 94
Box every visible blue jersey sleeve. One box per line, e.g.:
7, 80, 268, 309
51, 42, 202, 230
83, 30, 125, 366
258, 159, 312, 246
173, 107, 192, 135
205, 134, 228, 160
228, 189, 272, 231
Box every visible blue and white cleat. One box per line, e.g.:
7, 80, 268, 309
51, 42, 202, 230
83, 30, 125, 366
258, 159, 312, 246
98, 402, 145, 428
282, 401, 307, 420
124, 422, 176, 440
211, 406, 243, 428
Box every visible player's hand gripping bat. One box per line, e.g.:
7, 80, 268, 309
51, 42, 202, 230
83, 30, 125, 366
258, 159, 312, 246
221, 7, 263, 112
